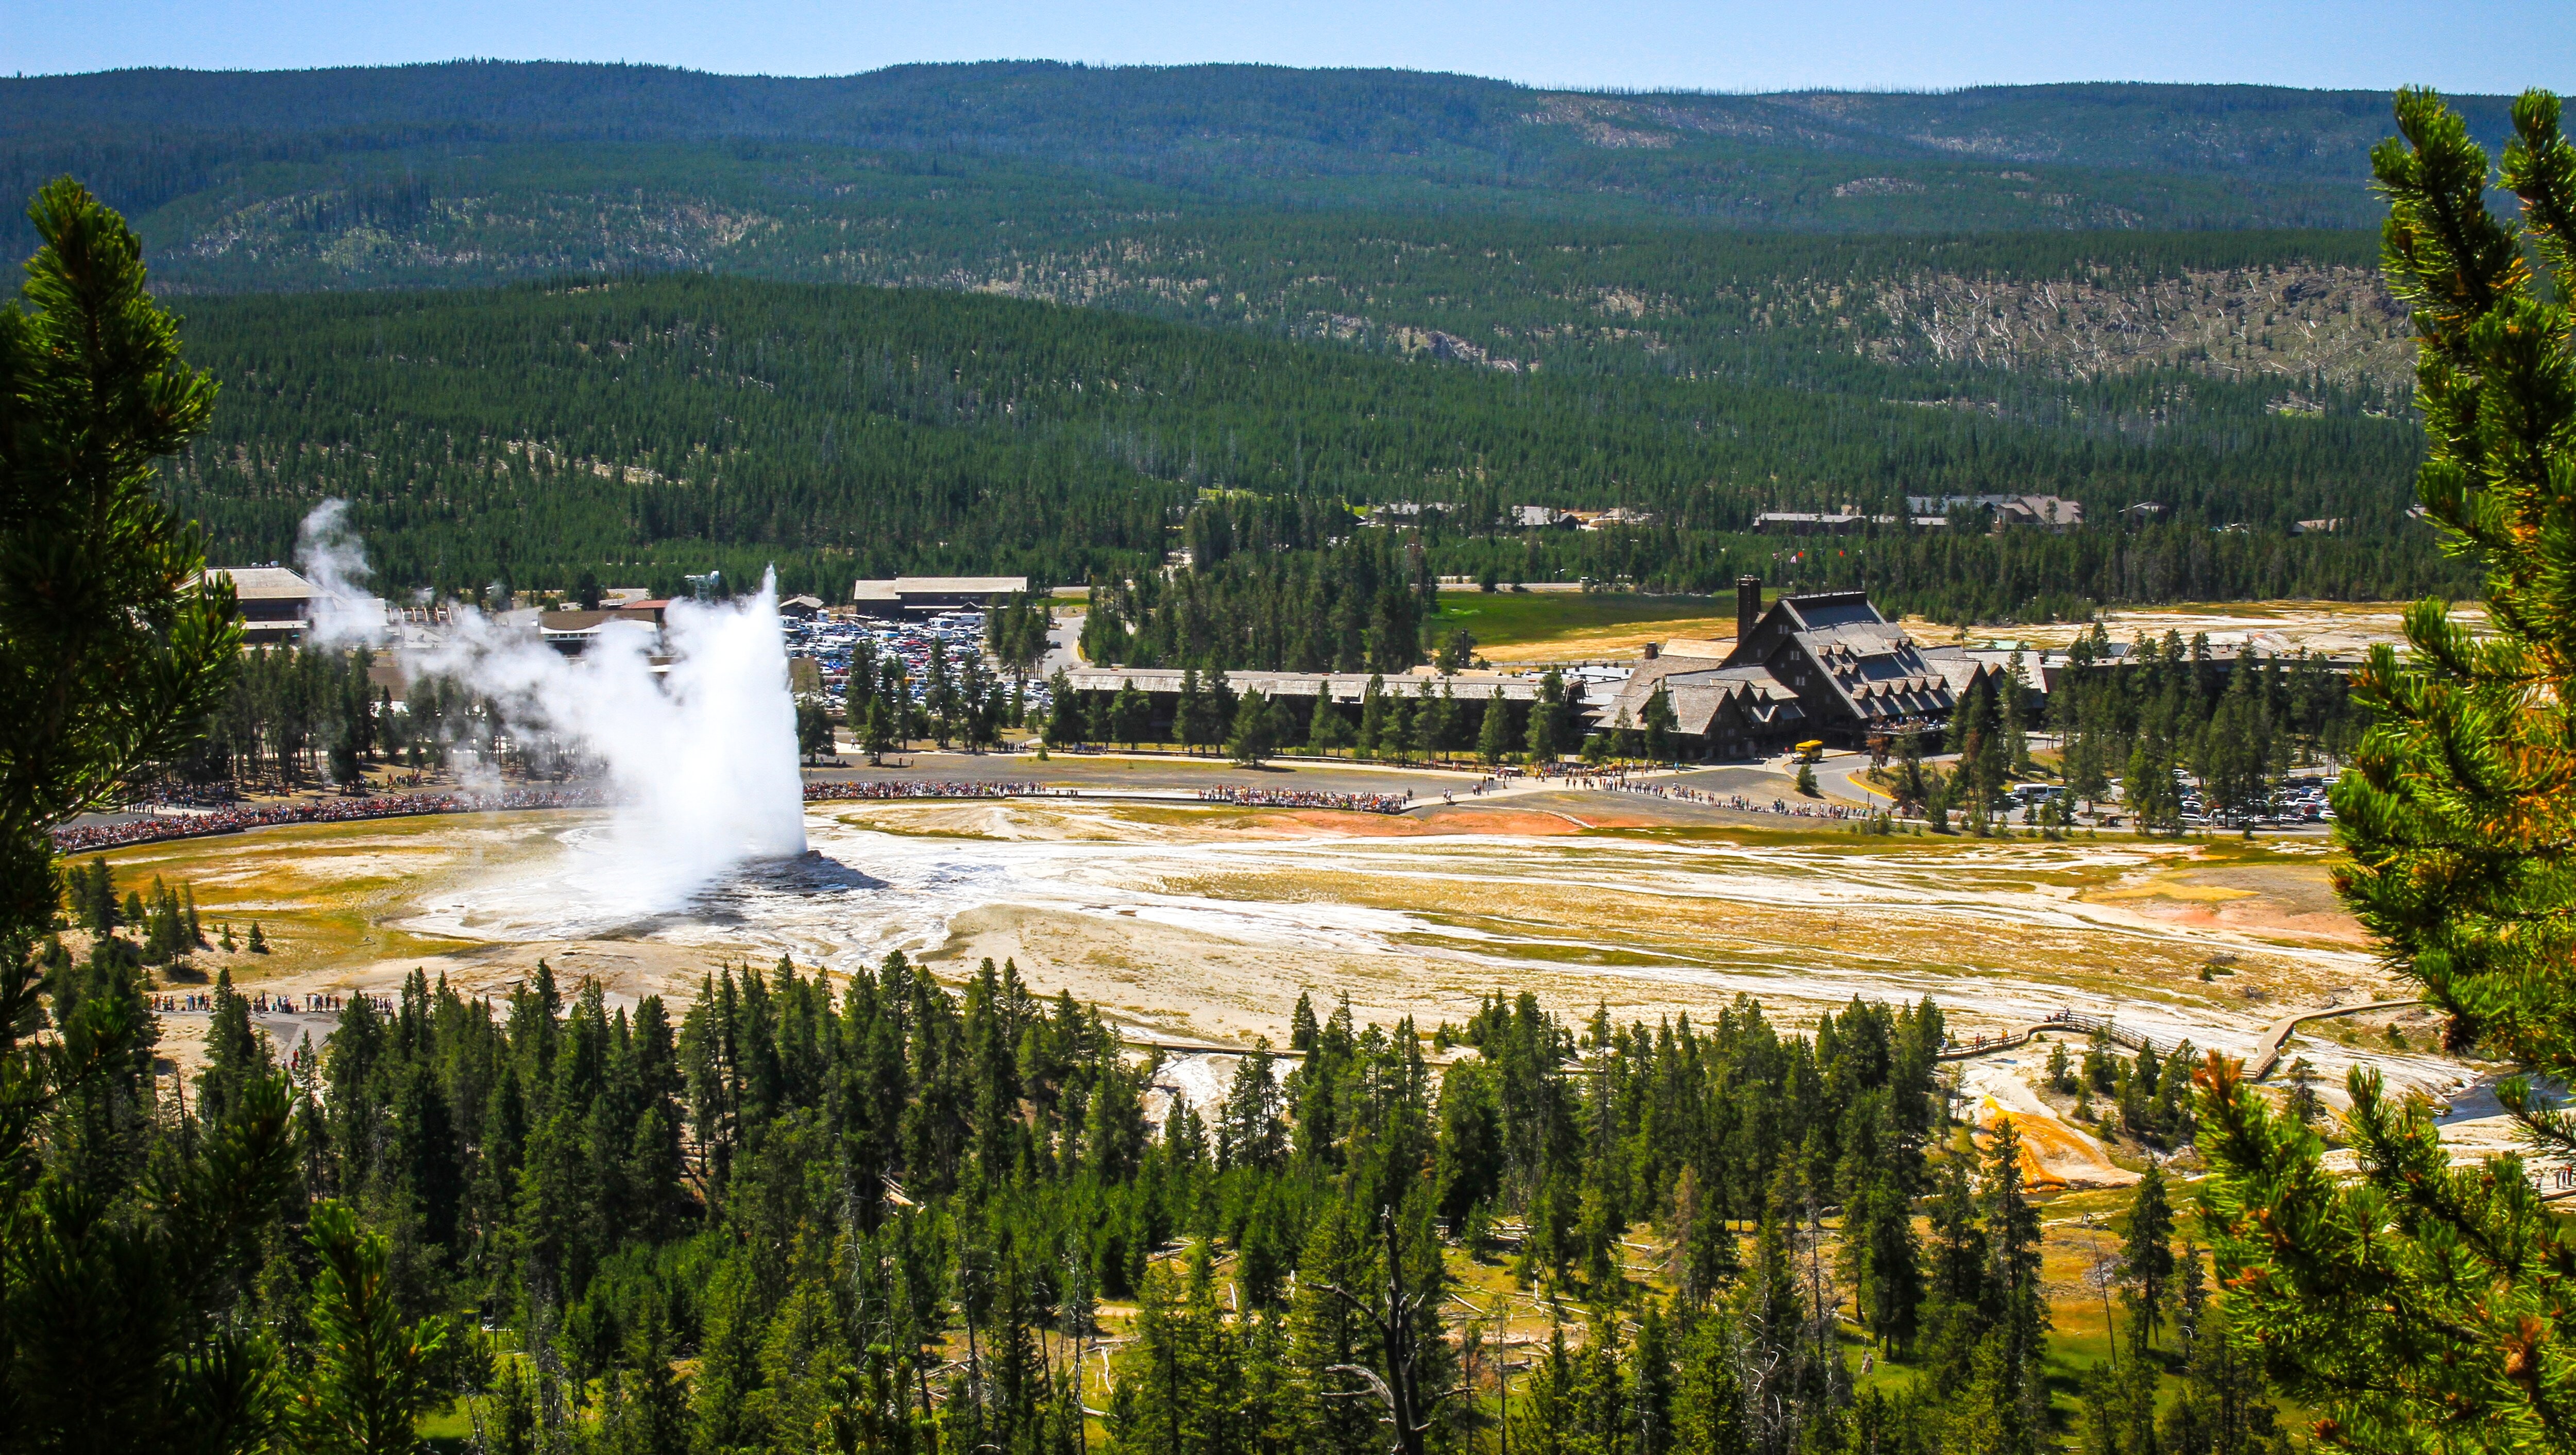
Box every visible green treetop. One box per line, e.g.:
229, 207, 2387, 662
1476, 687, 1512, 764
2196, 88, 2576, 1452
0, 178, 303, 1455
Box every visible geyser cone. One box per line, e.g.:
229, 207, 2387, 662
585, 574, 809, 903
410, 568, 808, 922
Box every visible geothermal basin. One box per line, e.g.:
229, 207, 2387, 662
105, 767, 2488, 1189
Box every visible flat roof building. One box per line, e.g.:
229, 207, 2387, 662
199, 566, 314, 645
1059, 667, 1557, 706
849, 576, 1031, 618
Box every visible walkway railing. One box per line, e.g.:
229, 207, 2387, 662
1936, 1009, 2175, 1063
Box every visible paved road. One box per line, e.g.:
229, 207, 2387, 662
800, 750, 1854, 828
1657, 753, 1888, 810
803, 750, 1486, 800
1040, 613, 1083, 676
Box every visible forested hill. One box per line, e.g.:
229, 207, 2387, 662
3, 63, 2455, 404
168, 272, 2451, 615
9, 64, 2509, 192
44, 63, 2483, 619
2, 62, 2517, 283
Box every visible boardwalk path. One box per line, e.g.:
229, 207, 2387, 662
1940, 1000, 2426, 1080
2243, 999, 2425, 1079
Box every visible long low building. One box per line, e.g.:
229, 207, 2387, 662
1056, 666, 1570, 749
850, 575, 1030, 618
196, 565, 314, 645
1060, 667, 1561, 706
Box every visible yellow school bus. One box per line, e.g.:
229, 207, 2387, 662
1794, 740, 1825, 764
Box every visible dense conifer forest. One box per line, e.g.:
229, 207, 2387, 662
4, 63, 2524, 270
166, 273, 2457, 619
10, 62, 2463, 624
40, 898, 2266, 1453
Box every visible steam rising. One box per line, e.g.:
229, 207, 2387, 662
296, 500, 388, 649
299, 501, 808, 917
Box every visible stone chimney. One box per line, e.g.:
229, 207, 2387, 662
1736, 574, 1762, 645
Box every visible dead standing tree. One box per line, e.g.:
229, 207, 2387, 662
1316, 1207, 1465, 1455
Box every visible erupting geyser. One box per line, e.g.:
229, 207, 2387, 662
299, 502, 808, 920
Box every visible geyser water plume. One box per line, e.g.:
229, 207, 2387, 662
296, 499, 388, 649
299, 502, 807, 918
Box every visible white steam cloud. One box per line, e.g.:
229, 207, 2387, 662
297, 501, 808, 916
296, 499, 389, 648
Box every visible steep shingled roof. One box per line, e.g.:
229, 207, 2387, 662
1742, 591, 1959, 727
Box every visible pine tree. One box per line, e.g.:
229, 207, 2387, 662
2196, 89, 2576, 1451
1228, 686, 1274, 765
2067, 718, 2111, 808
1435, 625, 1475, 673
796, 695, 836, 762
2124, 731, 2181, 834
1641, 685, 1675, 764
1631, 1302, 1676, 1455
2079, 1349, 2161, 1455
1673, 1313, 1749, 1455
1514, 1325, 1578, 1455
1999, 650, 2032, 777
1670, 1163, 1739, 1309
1432, 1060, 1503, 1232
2120, 1162, 2176, 1354
1950, 683, 1998, 827
2323, 93, 2576, 1076
290, 1200, 451, 1455
1526, 669, 1566, 763
1378, 689, 1413, 762
863, 697, 896, 762
1044, 667, 1081, 747
1358, 674, 1389, 758
1111, 679, 1150, 748
2159, 1247, 2280, 1455
2, 178, 238, 973
1175, 666, 1207, 753
924, 639, 958, 747
1845, 1161, 1924, 1354
1288, 1208, 1382, 1455
199, 966, 269, 1125
2281, 1056, 2321, 1127
1207, 666, 1239, 751
1980, 1120, 2048, 1436
1410, 681, 1444, 762
1305, 687, 1344, 753
1109, 1244, 1244, 1455
1477, 689, 1512, 764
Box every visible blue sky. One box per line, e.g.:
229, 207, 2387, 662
10, 0, 2568, 92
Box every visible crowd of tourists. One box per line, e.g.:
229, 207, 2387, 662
1535, 765, 1648, 789
50, 787, 605, 853
152, 990, 385, 1017
803, 780, 1066, 803
1608, 781, 1874, 820
1194, 786, 1411, 814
